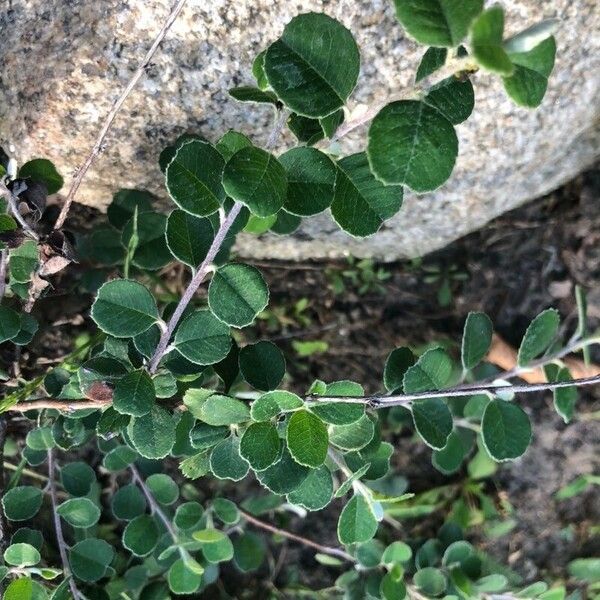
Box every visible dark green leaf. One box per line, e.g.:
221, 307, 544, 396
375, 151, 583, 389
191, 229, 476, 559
91, 279, 158, 338
222, 147, 287, 217
416, 47, 448, 82
147, 473, 179, 505
368, 100, 457, 192
128, 405, 178, 459
174, 310, 231, 365
412, 398, 453, 449
270, 210, 302, 235
69, 538, 114, 582
471, 7, 514, 76
166, 139, 226, 216
424, 76, 475, 124
165, 209, 214, 268
2, 486, 43, 521
208, 263, 269, 328
393, 0, 483, 46
107, 189, 154, 230
123, 514, 159, 556
481, 399, 532, 461
264, 13, 360, 118
57, 498, 101, 528
384, 347, 416, 392
233, 532, 266, 572
61, 462, 95, 497
198, 395, 250, 426
286, 410, 328, 467
0, 306, 22, 343
331, 152, 403, 236
517, 308, 560, 366
414, 567, 447, 596
337, 494, 378, 545
256, 446, 309, 494
250, 390, 303, 421
239, 341, 286, 391
229, 86, 279, 105
112, 484, 146, 520
287, 465, 333, 510
240, 422, 281, 471
461, 312, 493, 370
279, 147, 336, 216
210, 436, 249, 481
403, 347, 453, 393
503, 37, 556, 107
19, 159, 63, 194
113, 370, 155, 417
216, 130, 253, 162
122, 211, 171, 270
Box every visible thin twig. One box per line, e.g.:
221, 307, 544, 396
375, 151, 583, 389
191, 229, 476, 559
0, 249, 7, 304
147, 202, 243, 372
129, 464, 178, 542
0, 417, 8, 555
1, 180, 39, 240
53, 0, 190, 230
147, 108, 290, 373
48, 449, 84, 600
238, 509, 353, 562
7, 371, 600, 414
331, 55, 475, 142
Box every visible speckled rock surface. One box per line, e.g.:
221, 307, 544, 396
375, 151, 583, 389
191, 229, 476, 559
1, 0, 598, 260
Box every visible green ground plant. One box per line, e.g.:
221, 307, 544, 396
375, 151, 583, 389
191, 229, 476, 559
0, 1, 597, 598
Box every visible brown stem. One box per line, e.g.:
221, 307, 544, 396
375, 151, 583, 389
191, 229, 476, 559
0, 417, 8, 555
53, 0, 190, 230
238, 509, 354, 562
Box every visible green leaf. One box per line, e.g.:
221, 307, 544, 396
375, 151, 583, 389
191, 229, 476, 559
264, 13, 360, 118
287, 465, 333, 510
111, 484, 146, 520
57, 498, 101, 528
147, 473, 179, 505
287, 113, 325, 145
384, 347, 416, 392
461, 312, 493, 370
337, 494, 378, 545
335, 463, 372, 498
2, 486, 43, 521
309, 379, 364, 425
26, 427, 55, 451
12, 313, 39, 346
471, 7, 514, 76
165, 209, 214, 268
222, 147, 287, 217
229, 86, 280, 105
239, 341, 286, 391
123, 514, 159, 556
174, 502, 204, 530
180, 451, 211, 480
168, 558, 202, 594
412, 398, 453, 449
240, 422, 281, 471
330, 414, 375, 451
198, 395, 250, 426
517, 308, 560, 366
257, 446, 309, 494
196, 530, 234, 563
403, 347, 453, 393
208, 263, 269, 328
189, 422, 229, 450
216, 130, 253, 162
252, 50, 269, 89
568, 558, 600, 583
174, 310, 231, 365
102, 445, 138, 471
331, 152, 403, 236
251, 390, 303, 421
69, 538, 114, 582
113, 369, 155, 417
503, 37, 556, 107
482, 399, 532, 461
4, 543, 41, 567
166, 139, 226, 216
128, 405, 178, 459
382, 541, 413, 564
393, 0, 483, 47
91, 279, 158, 338
121, 211, 171, 271
233, 532, 266, 572
279, 147, 336, 216
107, 189, 154, 229
286, 410, 329, 467
432, 430, 469, 474
243, 213, 277, 234
0, 305, 20, 343
19, 158, 64, 194
9, 241, 38, 284
61, 462, 95, 497
270, 210, 302, 235
5, 578, 48, 600
213, 497, 240, 524
367, 100, 458, 192
544, 365, 577, 424
210, 436, 249, 481
424, 76, 475, 125
414, 567, 447, 596
416, 47, 448, 82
